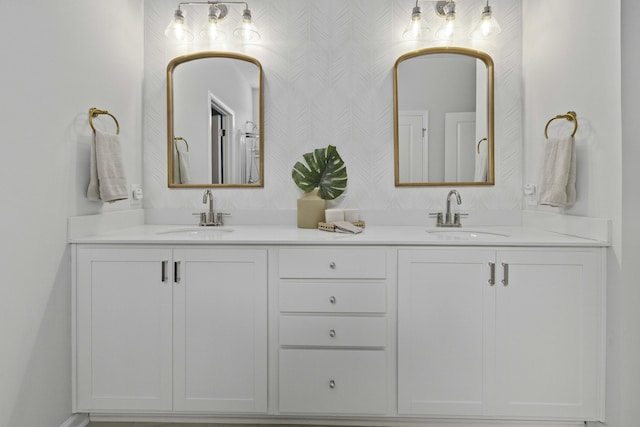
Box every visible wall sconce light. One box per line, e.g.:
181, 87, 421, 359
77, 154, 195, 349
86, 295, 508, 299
402, 0, 501, 42
402, 1, 431, 41
434, 0, 456, 41
470, 0, 502, 39
165, 1, 260, 43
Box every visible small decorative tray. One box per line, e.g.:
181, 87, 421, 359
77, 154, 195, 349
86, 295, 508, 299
318, 221, 366, 232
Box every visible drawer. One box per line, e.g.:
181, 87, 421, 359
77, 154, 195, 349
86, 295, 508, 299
279, 248, 387, 279
279, 349, 387, 414
279, 282, 386, 313
280, 316, 386, 348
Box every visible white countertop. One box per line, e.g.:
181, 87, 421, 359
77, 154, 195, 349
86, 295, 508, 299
68, 224, 609, 247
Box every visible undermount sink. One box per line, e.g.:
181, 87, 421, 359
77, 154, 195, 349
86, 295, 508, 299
156, 227, 234, 237
426, 229, 510, 240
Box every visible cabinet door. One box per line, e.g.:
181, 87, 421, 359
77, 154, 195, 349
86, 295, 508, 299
76, 247, 173, 411
172, 248, 268, 412
494, 249, 603, 420
398, 248, 496, 416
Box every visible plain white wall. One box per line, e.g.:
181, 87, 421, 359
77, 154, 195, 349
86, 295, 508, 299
523, 1, 625, 426
0, 1, 144, 426
620, 1, 640, 426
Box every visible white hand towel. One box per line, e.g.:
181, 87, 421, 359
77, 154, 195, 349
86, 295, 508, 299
538, 135, 576, 207
177, 144, 192, 184
474, 140, 488, 182
87, 129, 128, 203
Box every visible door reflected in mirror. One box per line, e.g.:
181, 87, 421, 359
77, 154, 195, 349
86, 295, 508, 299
394, 47, 494, 186
167, 52, 263, 187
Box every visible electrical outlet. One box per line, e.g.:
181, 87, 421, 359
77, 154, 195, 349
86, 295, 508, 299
130, 184, 143, 207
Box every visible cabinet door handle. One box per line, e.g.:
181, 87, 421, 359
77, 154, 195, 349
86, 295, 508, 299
329, 380, 336, 389
161, 260, 169, 283
329, 261, 336, 269
329, 296, 336, 304
488, 262, 495, 286
329, 329, 336, 338
501, 262, 509, 286
174, 261, 181, 284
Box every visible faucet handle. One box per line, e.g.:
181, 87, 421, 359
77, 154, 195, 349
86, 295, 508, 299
429, 212, 444, 226
216, 212, 231, 226
453, 213, 468, 226
192, 212, 207, 226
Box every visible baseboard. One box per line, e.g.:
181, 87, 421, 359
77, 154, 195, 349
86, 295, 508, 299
59, 413, 89, 427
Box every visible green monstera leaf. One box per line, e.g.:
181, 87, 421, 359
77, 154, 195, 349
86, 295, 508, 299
292, 145, 347, 200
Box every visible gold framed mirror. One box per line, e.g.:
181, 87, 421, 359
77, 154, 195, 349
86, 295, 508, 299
393, 47, 494, 186
167, 52, 264, 188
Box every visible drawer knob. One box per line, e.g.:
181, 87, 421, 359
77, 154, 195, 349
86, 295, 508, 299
329, 296, 336, 304
329, 329, 336, 338
329, 261, 336, 269
329, 380, 336, 389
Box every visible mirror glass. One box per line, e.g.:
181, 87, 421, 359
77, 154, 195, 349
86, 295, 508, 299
167, 52, 263, 187
394, 47, 494, 186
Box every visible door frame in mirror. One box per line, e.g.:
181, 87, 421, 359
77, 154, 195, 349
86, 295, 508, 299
167, 51, 264, 188
393, 47, 494, 187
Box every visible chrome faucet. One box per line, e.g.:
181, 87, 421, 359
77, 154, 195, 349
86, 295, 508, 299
195, 190, 230, 226
203, 189, 215, 224
430, 189, 467, 227
445, 189, 462, 225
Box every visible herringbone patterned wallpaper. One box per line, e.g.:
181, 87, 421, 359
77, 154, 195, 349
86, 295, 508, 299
143, 0, 523, 213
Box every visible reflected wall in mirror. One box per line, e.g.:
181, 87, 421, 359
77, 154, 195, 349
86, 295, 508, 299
394, 47, 494, 186
167, 52, 263, 187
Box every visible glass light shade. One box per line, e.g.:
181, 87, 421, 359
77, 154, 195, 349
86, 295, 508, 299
402, 6, 430, 41
470, 4, 502, 39
435, 19, 456, 41
165, 10, 194, 42
199, 21, 227, 42
233, 8, 260, 42
434, 2, 456, 41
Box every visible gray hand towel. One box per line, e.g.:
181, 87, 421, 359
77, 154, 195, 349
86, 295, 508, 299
538, 135, 576, 207
87, 129, 128, 203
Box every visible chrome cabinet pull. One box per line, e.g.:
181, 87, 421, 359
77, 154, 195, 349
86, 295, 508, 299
329, 296, 336, 304
174, 261, 181, 284
488, 262, 495, 286
329, 329, 336, 338
329, 261, 336, 269
329, 380, 336, 389
501, 262, 509, 286
161, 260, 169, 283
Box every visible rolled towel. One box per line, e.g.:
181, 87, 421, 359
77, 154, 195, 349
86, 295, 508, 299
87, 129, 128, 203
538, 135, 576, 207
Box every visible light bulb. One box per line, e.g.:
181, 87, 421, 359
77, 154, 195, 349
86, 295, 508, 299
434, 1, 456, 41
164, 9, 194, 42
402, 5, 430, 41
199, 5, 226, 42
233, 8, 260, 42
471, 2, 502, 39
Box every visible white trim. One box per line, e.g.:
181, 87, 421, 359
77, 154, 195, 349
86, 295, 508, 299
88, 413, 584, 427
58, 414, 89, 427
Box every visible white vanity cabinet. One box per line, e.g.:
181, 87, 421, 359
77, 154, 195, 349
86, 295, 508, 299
74, 246, 268, 414
398, 247, 604, 421
276, 247, 391, 415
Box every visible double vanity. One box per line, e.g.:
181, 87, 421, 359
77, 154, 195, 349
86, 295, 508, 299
70, 217, 607, 425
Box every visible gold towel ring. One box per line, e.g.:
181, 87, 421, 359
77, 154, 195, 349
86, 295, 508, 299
476, 137, 487, 154
544, 111, 578, 139
89, 107, 120, 135
174, 136, 189, 152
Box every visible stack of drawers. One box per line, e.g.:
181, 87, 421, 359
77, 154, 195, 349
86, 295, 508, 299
277, 247, 389, 415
